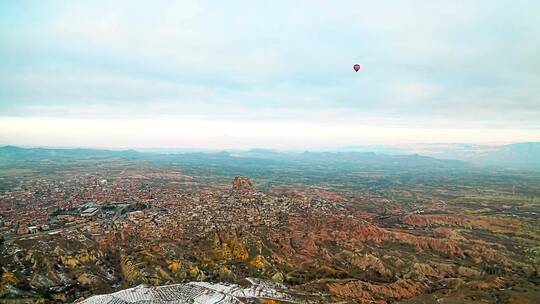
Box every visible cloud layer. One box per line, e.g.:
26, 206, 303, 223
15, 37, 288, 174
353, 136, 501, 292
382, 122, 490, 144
1, 1, 539, 147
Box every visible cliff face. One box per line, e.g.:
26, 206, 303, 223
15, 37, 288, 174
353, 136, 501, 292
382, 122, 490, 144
0, 236, 120, 301
402, 214, 463, 226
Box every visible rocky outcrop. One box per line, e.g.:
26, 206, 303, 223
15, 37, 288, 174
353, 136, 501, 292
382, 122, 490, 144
467, 277, 505, 289
327, 279, 427, 303
403, 214, 463, 227
212, 233, 249, 261
230, 176, 255, 196
349, 254, 391, 278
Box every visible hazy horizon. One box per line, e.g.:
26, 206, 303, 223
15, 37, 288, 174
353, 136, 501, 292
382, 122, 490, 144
2, 140, 538, 152
1, 1, 539, 148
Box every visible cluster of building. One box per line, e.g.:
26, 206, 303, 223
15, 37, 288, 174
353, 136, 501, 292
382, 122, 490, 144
97, 178, 348, 245
0, 172, 346, 246
0, 173, 156, 237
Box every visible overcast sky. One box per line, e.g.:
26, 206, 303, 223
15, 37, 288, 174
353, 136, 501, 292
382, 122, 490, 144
1, 1, 539, 149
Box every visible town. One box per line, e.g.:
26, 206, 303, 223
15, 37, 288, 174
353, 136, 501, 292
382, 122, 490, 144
0, 151, 538, 303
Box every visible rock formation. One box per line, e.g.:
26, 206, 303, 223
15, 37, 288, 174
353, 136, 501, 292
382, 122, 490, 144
230, 176, 255, 196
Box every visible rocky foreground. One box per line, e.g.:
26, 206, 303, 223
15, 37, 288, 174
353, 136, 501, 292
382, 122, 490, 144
1, 174, 539, 303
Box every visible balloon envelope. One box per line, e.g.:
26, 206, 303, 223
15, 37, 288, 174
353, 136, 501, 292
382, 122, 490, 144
353, 64, 360, 72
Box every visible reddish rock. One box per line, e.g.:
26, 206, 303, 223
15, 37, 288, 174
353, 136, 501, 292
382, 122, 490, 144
328, 279, 427, 302
231, 176, 255, 196
467, 277, 505, 289
403, 214, 463, 227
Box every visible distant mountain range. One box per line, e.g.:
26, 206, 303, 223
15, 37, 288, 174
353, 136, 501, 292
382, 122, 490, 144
466, 142, 540, 169
0, 145, 465, 175
1, 142, 539, 170
341, 142, 540, 170
0, 145, 141, 161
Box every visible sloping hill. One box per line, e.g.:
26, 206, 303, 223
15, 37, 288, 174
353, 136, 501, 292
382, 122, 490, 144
470, 142, 540, 169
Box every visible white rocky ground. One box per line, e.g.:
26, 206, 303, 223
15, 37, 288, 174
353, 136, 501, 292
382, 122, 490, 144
79, 279, 296, 304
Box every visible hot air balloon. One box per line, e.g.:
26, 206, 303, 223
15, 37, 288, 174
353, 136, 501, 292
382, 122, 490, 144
353, 64, 360, 72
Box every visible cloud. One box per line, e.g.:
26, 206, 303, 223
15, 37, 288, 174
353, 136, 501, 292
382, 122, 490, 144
1, 116, 539, 149
0, 0, 539, 147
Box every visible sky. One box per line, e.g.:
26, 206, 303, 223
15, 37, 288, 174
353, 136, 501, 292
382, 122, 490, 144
1, 0, 539, 149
